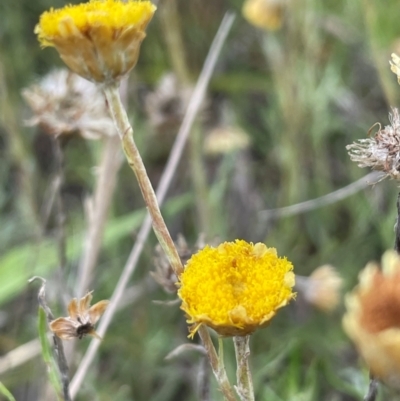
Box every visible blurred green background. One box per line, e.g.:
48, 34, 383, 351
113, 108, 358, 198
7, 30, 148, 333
1, 0, 400, 400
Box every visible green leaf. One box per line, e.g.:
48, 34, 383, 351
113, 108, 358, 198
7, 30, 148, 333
38, 307, 63, 401
0, 382, 16, 401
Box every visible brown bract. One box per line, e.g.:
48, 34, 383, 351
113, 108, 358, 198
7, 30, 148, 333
343, 251, 400, 389
50, 291, 109, 340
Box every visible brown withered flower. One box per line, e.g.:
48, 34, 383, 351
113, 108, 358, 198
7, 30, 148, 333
343, 251, 400, 389
50, 291, 109, 340
346, 108, 400, 181
22, 69, 116, 139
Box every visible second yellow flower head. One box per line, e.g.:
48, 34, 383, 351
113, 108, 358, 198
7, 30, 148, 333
178, 240, 295, 337
35, 0, 156, 83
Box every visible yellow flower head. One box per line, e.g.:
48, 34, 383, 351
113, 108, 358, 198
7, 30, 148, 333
178, 240, 295, 337
343, 251, 400, 389
242, 0, 285, 32
35, 0, 156, 83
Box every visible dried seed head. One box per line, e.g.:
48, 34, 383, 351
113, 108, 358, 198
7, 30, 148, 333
50, 291, 109, 340
151, 234, 202, 294
346, 108, 400, 181
144, 73, 192, 132
22, 69, 116, 139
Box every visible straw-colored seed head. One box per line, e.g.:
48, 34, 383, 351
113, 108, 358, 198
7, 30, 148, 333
242, 0, 285, 31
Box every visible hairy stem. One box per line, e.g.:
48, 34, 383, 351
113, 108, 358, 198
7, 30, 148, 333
103, 83, 184, 277
233, 336, 254, 401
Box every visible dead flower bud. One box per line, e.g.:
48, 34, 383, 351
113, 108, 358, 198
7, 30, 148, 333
151, 234, 206, 294
22, 69, 116, 139
50, 291, 109, 340
346, 108, 400, 181
144, 73, 192, 132
296, 265, 343, 312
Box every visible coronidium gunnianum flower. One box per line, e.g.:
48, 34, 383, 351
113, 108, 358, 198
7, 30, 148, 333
343, 251, 400, 389
242, 0, 285, 31
50, 291, 109, 340
35, 0, 156, 83
177, 240, 295, 337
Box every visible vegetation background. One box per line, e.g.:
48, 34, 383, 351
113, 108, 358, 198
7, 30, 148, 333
1, 0, 400, 400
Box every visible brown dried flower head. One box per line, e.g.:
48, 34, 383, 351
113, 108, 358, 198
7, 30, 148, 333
152, 234, 205, 294
50, 291, 109, 340
22, 69, 116, 139
296, 265, 343, 312
343, 251, 400, 389
145, 73, 192, 132
346, 108, 400, 181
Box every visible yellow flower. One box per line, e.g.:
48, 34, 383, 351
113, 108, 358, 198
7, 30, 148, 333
343, 251, 400, 389
35, 0, 156, 83
178, 240, 295, 337
242, 0, 285, 31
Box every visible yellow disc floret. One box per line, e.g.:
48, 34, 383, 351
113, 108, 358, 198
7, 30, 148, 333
35, 0, 156, 83
178, 240, 295, 337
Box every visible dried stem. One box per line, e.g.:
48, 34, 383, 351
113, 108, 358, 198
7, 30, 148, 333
70, 13, 235, 398
76, 134, 122, 297
395, 192, 400, 254
233, 336, 254, 401
260, 171, 382, 220
103, 83, 184, 276
363, 376, 378, 401
29, 277, 71, 401
198, 327, 237, 401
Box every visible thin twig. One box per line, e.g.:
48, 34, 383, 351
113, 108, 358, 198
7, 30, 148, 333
363, 377, 378, 401
53, 138, 67, 273
395, 192, 400, 254
259, 171, 383, 220
76, 134, 122, 297
29, 277, 71, 401
69, 13, 236, 398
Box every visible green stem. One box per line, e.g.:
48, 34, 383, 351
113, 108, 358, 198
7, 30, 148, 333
233, 335, 254, 401
198, 327, 237, 401
102, 83, 183, 277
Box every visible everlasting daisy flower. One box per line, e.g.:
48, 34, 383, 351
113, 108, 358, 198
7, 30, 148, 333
35, 0, 156, 83
242, 0, 285, 31
50, 291, 109, 340
346, 108, 400, 181
343, 251, 400, 389
178, 240, 295, 337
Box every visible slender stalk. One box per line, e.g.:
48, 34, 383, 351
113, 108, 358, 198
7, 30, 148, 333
198, 327, 237, 401
233, 336, 254, 401
364, 376, 378, 401
29, 277, 71, 401
70, 14, 235, 398
103, 83, 184, 277
76, 134, 122, 297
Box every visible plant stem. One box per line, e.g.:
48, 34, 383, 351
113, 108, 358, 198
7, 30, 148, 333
233, 336, 254, 401
103, 83, 184, 277
198, 327, 237, 401
76, 134, 122, 297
